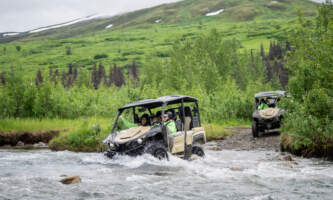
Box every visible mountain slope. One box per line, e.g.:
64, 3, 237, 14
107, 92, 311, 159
0, 0, 318, 75
0, 0, 317, 43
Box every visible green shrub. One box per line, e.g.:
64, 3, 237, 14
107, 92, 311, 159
155, 51, 169, 58
94, 54, 108, 59
281, 2, 333, 158
49, 121, 109, 152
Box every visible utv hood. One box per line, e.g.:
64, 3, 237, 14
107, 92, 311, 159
114, 126, 152, 144
253, 108, 285, 119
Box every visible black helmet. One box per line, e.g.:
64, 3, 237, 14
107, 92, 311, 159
164, 111, 173, 120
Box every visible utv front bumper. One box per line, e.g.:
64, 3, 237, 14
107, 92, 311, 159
104, 142, 145, 159
257, 117, 281, 130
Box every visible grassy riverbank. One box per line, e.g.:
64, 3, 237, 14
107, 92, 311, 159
0, 117, 249, 151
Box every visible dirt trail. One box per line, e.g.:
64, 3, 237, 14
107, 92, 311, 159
210, 127, 281, 151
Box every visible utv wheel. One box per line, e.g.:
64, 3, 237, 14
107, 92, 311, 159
145, 142, 169, 160
104, 150, 117, 159
252, 121, 259, 138
192, 145, 205, 157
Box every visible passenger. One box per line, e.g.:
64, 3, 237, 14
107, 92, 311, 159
118, 114, 150, 130
152, 111, 162, 125
163, 111, 177, 134
258, 99, 269, 110
140, 114, 150, 126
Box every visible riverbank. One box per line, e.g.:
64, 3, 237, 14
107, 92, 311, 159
2, 119, 332, 162
0, 118, 250, 151
280, 133, 333, 161
0, 130, 60, 146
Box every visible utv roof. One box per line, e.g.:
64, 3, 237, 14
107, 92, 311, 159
255, 90, 286, 98
119, 95, 198, 111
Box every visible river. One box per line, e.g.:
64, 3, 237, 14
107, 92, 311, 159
1, 143, 333, 200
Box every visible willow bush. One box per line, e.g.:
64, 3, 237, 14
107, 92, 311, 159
281, 2, 333, 158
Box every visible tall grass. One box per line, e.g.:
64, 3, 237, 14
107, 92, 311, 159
0, 117, 112, 132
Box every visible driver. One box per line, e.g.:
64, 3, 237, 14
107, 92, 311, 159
163, 111, 177, 134
258, 99, 269, 110
118, 114, 150, 129
152, 111, 162, 125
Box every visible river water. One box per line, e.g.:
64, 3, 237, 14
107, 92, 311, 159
1, 143, 333, 200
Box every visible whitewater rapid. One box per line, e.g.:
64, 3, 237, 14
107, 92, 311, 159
0, 144, 332, 200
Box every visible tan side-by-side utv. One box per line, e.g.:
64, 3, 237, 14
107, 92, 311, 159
252, 91, 288, 137
103, 95, 206, 160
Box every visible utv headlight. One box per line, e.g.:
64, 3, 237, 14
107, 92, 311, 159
137, 138, 143, 144
109, 143, 115, 148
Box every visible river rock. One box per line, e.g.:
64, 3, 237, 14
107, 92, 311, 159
154, 172, 170, 176
230, 167, 243, 171
60, 176, 82, 184
280, 162, 293, 168
33, 142, 47, 147
16, 141, 24, 146
283, 155, 293, 161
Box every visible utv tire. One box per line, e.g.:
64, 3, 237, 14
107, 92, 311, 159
104, 150, 117, 159
252, 121, 259, 138
145, 142, 169, 160
192, 145, 205, 157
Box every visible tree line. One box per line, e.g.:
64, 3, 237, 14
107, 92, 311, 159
1, 59, 139, 90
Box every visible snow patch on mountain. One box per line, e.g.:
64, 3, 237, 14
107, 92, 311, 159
205, 9, 224, 16
105, 24, 113, 29
29, 14, 106, 33
2, 32, 20, 37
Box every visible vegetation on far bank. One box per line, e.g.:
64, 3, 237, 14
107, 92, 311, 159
0, 117, 249, 151
49, 121, 249, 152
280, 2, 333, 159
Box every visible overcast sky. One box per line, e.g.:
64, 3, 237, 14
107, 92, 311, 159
0, 0, 325, 33
0, 0, 181, 33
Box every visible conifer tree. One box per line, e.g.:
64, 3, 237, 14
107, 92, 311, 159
91, 63, 99, 89
130, 59, 139, 82
0, 71, 6, 85
260, 43, 265, 57
73, 67, 78, 82
61, 72, 66, 87
35, 69, 43, 87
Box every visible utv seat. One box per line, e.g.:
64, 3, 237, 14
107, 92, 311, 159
176, 119, 182, 131
184, 106, 193, 130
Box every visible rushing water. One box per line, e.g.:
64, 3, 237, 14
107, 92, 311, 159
1, 143, 333, 200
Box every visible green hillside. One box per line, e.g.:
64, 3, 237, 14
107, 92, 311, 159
0, 0, 318, 75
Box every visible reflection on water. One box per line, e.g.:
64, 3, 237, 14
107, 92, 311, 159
0, 145, 333, 200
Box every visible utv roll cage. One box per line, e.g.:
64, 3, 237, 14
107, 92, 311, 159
112, 95, 201, 131
110, 95, 201, 159
254, 90, 288, 108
